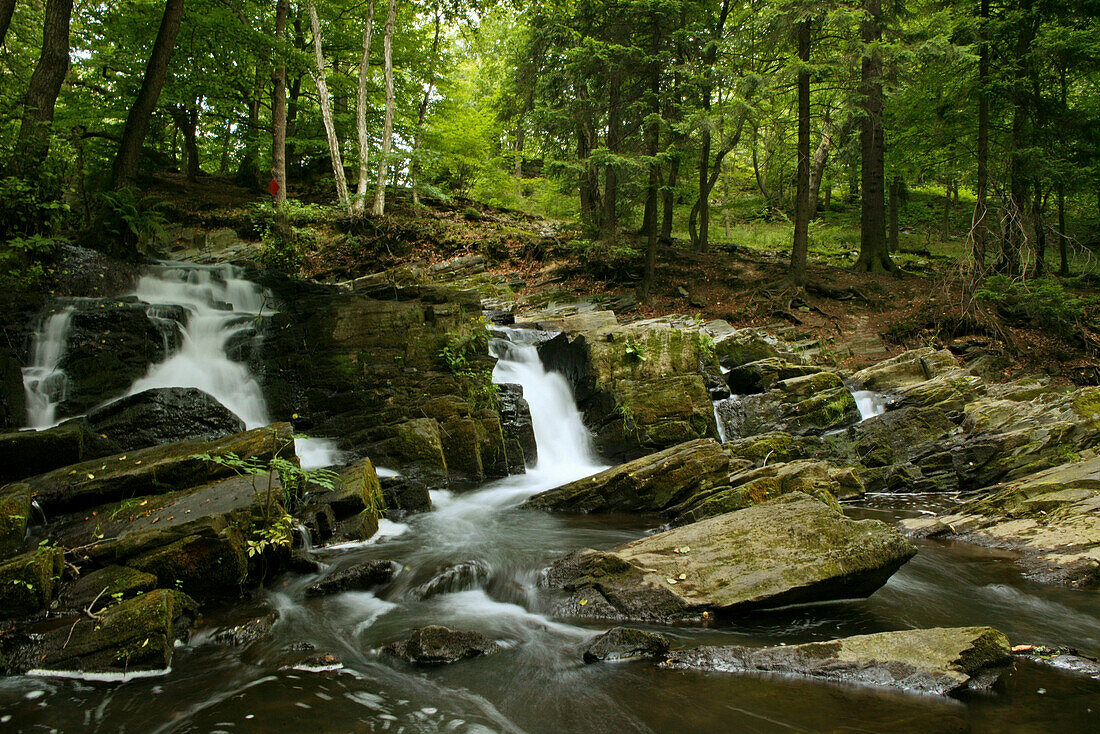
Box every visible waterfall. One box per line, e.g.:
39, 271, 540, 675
852, 389, 889, 421
489, 328, 606, 493
127, 264, 271, 429
22, 306, 75, 429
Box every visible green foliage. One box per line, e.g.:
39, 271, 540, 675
439, 318, 490, 374
0, 234, 62, 290
95, 188, 167, 259
975, 275, 1093, 339
567, 238, 643, 281
0, 175, 69, 238
623, 339, 648, 363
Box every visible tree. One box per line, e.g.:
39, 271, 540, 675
7, 0, 72, 177
272, 0, 290, 205
112, 0, 187, 188
0, 0, 16, 49
308, 0, 351, 212
373, 0, 396, 216
790, 16, 812, 285
353, 0, 376, 212
853, 0, 894, 272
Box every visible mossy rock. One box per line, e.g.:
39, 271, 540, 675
733, 373, 860, 438
33, 589, 198, 675
0, 547, 64, 618
59, 565, 158, 611
368, 418, 449, 491
850, 347, 959, 391
0, 419, 116, 483
600, 375, 718, 458
713, 331, 780, 370
670, 460, 844, 524
439, 416, 484, 489
128, 528, 249, 598
0, 483, 31, 557
726, 358, 824, 395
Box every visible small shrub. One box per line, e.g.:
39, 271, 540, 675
568, 238, 643, 281
0, 234, 62, 290
975, 275, 1092, 339
96, 188, 167, 259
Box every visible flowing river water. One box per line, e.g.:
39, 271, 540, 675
5, 266, 1100, 732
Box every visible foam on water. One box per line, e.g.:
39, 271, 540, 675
22, 307, 75, 429
295, 437, 341, 470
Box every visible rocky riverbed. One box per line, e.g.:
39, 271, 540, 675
1, 248, 1098, 731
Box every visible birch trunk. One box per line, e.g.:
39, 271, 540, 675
373, 0, 396, 216
308, 0, 350, 212
272, 0, 289, 204
353, 0, 376, 212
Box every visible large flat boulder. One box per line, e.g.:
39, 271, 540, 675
850, 347, 959, 391
522, 439, 731, 515
902, 458, 1100, 587
543, 493, 916, 621
662, 626, 1012, 696
0, 420, 116, 483
731, 372, 860, 438
22, 422, 294, 515
85, 387, 245, 453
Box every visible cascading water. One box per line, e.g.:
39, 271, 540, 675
126, 263, 271, 429
22, 306, 75, 429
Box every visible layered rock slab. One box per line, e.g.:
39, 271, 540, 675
543, 493, 916, 621
661, 626, 1012, 696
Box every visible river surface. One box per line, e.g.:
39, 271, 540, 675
5, 268, 1099, 732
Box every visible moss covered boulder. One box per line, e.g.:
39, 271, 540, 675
850, 347, 959, 391
543, 493, 916, 621
0, 483, 31, 557
384, 625, 501, 664
0, 547, 64, 618
58, 565, 158, 611
662, 626, 1012, 696
366, 418, 449, 491
726, 358, 824, 395
30, 589, 198, 675
732, 372, 860, 438
0, 420, 116, 483
23, 422, 294, 515
523, 439, 731, 514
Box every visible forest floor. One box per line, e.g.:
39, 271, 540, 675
147, 172, 1100, 385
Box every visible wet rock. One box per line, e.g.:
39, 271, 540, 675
210, 607, 280, 647
412, 560, 491, 599
901, 458, 1100, 587
0, 347, 25, 431
384, 625, 501, 664
523, 439, 731, 515
0, 420, 116, 483
305, 559, 399, 597
367, 418, 450, 492
543, 493, 916, 621
583, 627, 669, 663
497, 383, 537, 472
723, 431, 829, 466
300, 457, 384, 545
380, 476, 432, 515
850, 347, 959, 391
30, 589, 198, 675
23, 422, 294, 516
59, 565, 157, 611
731, 372, 860, 438
725, 358, 824, 395
707, 324, 780, 370
290, 651, 344, 670
1013, 645, 1100, 679
85, 387, 245, 453
0, 547, 65, 618
841, 405, 956, 469
662, 626, 1012, 696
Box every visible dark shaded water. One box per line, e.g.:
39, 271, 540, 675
4, 331, 1099, 732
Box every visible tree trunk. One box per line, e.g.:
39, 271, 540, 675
0, 0, 16, 48
971, 0, 989, 271
688, 0, 732, 252
942, 182, 951, 238
308, 0, 350, 212
111, 0, 185, 188
8, 0, 72, 177
888, 177, 900, 253
999, 0, 1037, 277
1057, 185, 1068, 276
1032, 183, 1045, 277
271, 0, 289, 205
809, 113, 854, 219
352, 0, 375, 212
854, 0, 893, 272
641, 20, 661, 303
599, 49, 622, 241
410, 5, 440, 208
373, 0, 396, 216
790, 18, 811, 286
236, 78, 262, 188
169, 104, 200, 181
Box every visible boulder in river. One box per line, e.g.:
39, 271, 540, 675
583, 627, 670, 663
85, 387, 246, 453
27, 589, 198, 676
384, 625, 501, 664
661, 626, 1012, 696
497, 382, 536, 472
305, 559, 400, 597
543, 493, 916, 621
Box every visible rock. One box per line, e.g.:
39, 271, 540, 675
1013, 645, 1100, 679
901, 458, 1100, 587
662, 626, 1012, 696
0, 420, 116, 483
706, 324, 780, 369
0, 547, 65, 618
85, 387, 245, 453
604, 375, 718, 458
669, 460, 846, 524
384, 625, 501, 664
300, 457, 385, 545
380, 476, 432, 515
23, 422, 294, 516
497, 383, 536, 472
367, 418, 450, 492
522, 439, 731, 515
210, 606, 280, 647
583, 627, 669, 663
723, 431, 828, 466
841, 405, 956, 468
412, 560, 491, 599
30, 589, 198, 675
850, 347, 959, 391
58, 565, 157, 611
732, 372, 860, 438
0, 347, 25, 431
543, 493, 916, 621
725, 358, 824, 395
305, 559, 399, 597
0, 483, 31, 556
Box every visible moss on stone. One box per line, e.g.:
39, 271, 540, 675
0, 547, 64, 618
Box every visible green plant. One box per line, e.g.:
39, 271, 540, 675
975, 275, 1093, 339
567, 238, 643, 281
623, 339, 648, 362
0, 174, 69, 238
97, 188, 167, 258
0, 234, 62, 290
439, 318, 490, 374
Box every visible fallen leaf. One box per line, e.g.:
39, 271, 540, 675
678, 573, 686, 580
578, 599, 588, 606
666, 578, 678, 585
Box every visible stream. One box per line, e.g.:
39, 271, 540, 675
4, 265, 1099, 732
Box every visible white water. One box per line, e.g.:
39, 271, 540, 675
22, 307, 75, 429
127, 264, 271, 429
295, 437, 342, 469
852, 389, 889, 421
